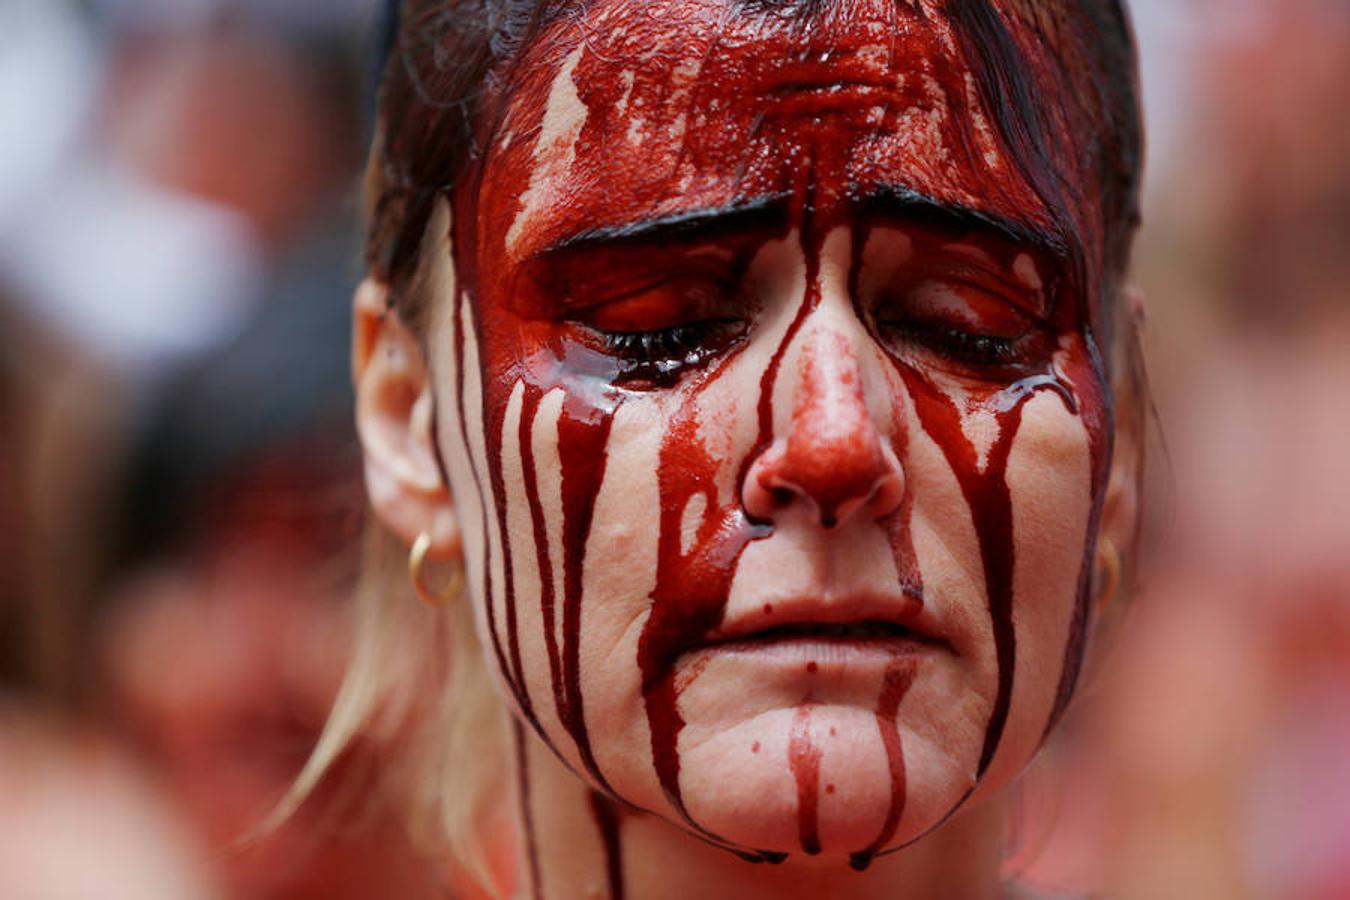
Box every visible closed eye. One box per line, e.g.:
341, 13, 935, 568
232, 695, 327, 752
880, 319, 1023, 368
585, 319, 747, 386
870, 275, 1047, 377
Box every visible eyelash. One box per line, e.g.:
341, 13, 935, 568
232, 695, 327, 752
598, 321, 742, 384
884, 319, 1022, 367
597, 316, 1025, 384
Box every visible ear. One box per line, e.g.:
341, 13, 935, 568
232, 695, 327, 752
353, 279, 460, 558
1095, 284, 1147, 604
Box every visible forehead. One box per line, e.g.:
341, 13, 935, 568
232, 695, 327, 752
478, 0, 1067, 264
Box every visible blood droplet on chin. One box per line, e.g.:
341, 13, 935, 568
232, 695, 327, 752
789, 705, 824, 856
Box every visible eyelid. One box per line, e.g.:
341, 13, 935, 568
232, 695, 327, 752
934, 268, 1046, 320
888, 246, 1049, 319
545, 252, 740, 312
569, 275, 748, 337
884, 278, 1038, 337
561, 273, 696, 312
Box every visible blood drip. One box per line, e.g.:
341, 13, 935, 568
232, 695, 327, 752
1044, 339, 1111, 735
588, 790, 626, 900
450, 256, 535, 725
486, 381, 530, 720
849, 662, 916, 871
636, 206, 821, 863
517, 385, 555, 726
897, 366, 1076, 774
788, 705, 824, 856
556, 396, 619, 792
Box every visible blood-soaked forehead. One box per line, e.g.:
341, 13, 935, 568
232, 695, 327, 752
474, 0, 1090, 271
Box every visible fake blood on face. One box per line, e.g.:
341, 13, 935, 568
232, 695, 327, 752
789, 705, 824, 856
851, 663, 917, 871
447, 0, 1116, 867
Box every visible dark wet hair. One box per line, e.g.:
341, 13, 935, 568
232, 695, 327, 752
366, 0, 1143, 338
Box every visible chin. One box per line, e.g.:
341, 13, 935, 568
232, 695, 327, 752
669, 703, 981, 862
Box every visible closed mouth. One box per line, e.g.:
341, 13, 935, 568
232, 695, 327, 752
712, 619, 919, 644
680, 591, 951, 665
695, 617, 951, 661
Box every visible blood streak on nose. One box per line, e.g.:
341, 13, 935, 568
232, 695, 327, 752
745, 329, 904, 529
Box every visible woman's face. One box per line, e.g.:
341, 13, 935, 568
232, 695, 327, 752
429, 0, 1111, 864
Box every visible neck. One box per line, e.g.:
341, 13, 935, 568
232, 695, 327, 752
510, 722, 1008, 900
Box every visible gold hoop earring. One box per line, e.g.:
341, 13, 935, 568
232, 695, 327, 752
409, 533, 463, 608
1095, 538, 1121, 616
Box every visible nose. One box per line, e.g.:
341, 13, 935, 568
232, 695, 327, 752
742, 329, 904, 529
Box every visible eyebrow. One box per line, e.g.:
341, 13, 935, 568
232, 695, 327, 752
861, 184, 1069, 262
534, 184, 1067, 263
535, 194, 791, 258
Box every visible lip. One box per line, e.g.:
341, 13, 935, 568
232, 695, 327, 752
690, 591, 952, 660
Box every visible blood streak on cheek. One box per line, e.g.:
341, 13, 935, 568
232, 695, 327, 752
443, 239, 536, 734
893, 357, 1076, 778
454, 152, 628, 800
554, 393, 619, 792
516, 385, 559, 733
640, 401, 777, 859
486, 383, 531, 726
490, 350, 621, 796
1043, 331, 1111, 734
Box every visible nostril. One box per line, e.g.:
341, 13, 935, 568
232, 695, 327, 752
872, 472, 905, 519
740, 330, 908, 529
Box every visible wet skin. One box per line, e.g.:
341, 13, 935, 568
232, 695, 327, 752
427, 0, 1112, 867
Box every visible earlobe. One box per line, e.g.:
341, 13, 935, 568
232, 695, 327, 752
1099, 450, 1139, 567
353, 279, 461, 558
1124, 283, 1148, 329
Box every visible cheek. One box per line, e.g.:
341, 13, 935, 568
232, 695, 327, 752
883, 377, 1000, 829
585, 362, 772, 809
493, 385, 568, 746
446, 240, 806, 823
979, 390, 1095, 792
477, 375, 665, 790
431, 288, 503, 678
574, 400, 665, 788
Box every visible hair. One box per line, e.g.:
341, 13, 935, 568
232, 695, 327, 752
290, 0, 1147, 892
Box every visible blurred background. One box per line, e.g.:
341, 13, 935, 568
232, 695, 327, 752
0, 0, 1346, 897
